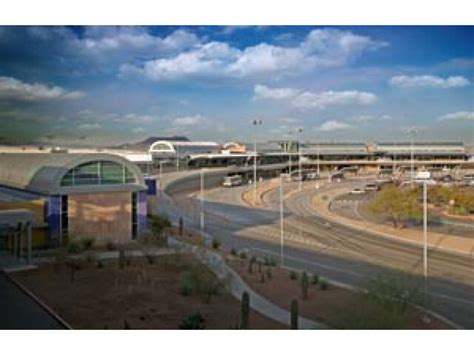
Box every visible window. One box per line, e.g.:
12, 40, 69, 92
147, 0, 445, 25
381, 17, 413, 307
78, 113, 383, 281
61, 161, 137, 187
131, 192, 138, 239
61, 195, 68, 239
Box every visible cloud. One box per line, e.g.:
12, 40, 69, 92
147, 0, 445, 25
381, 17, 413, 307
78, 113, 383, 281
124, 28, 387, 81
0, 76, 85, 101
317, 120, 353, 131
78, 123, 101, 130
132, 127, 145, 133
254, 84, 377, 109
172, 114, 205, 127
389, 75, 470, 89
77, 110, 154, 123
438, 111, 474, 121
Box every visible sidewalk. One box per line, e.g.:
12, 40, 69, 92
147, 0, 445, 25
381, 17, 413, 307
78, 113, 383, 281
168, 237, 326, 329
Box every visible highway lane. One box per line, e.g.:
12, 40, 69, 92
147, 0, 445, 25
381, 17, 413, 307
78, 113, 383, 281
160, 173, 474, 328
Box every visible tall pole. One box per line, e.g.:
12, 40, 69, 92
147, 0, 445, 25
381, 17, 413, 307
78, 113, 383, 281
316, 141, 320, 176
176, 145, 179, 172
409, 128, 417, 188
200, 169, 204, 234
297, 128, 303, 191
253, 119, 262, 205
279, 174, 284, 267
423, 180, 428, 304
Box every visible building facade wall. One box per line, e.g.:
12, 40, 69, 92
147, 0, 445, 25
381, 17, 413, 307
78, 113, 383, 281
67, 192, 132, 243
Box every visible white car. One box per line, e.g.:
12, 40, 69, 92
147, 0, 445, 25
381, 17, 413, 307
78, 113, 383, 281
349, 187, 365, 195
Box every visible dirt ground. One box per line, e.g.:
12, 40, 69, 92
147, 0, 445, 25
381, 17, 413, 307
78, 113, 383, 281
227, 257, 450, 329
12, 254, 284, 329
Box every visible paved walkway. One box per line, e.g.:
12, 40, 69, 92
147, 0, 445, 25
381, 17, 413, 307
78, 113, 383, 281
0, 272, 65, 329
169, 237, 326, 329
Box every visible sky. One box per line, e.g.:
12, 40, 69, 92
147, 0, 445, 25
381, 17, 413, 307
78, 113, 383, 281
0, 26, 473, 146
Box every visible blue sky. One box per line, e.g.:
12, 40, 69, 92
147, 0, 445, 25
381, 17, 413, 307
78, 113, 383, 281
0, 26, 472, 145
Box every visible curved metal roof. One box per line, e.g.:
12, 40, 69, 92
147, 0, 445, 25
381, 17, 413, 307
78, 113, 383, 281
0, 153, 145, 195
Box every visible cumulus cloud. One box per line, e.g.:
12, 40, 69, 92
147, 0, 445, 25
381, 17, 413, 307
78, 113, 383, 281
254, 84, 377, 109
317, 120, 353, 131
389, 75, 470, 89
172, 114, 205, 127
123, 28, 387, 81
0, 76, 85, 101
438, 111, 474, 121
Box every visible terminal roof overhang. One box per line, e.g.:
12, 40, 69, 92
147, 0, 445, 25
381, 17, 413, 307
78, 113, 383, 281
0, 153, 146, 195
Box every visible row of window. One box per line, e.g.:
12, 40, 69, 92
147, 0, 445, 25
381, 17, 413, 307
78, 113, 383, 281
61, 161, 137, 187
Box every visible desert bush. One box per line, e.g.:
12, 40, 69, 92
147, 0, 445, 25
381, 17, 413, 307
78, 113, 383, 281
105, 240, 117, 251
289, 270, 298, 281
240, 291, 250, 329
150, 214, 171, 237
301, 272, 309, 299
290, 299, 299, 329
66, 240, 81, 254
118, 248, 126, 269
266, 267, 272, 280
96, 260, 105, 269
211, 239, 221, 250
179, 264, 222, 302
311, 274, 319, 285
179, 313, 205, 329
80, 237, 95, 251
230, 248, 237, 256
319, 280, 328, 290
52, 247, 67, 272
239, 251, 247, 259
260, 273, 265, 283
65, 258, 85, 283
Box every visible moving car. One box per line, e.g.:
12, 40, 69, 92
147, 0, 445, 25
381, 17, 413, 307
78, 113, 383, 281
222, 175, 243, 187
364, 183, 379, 191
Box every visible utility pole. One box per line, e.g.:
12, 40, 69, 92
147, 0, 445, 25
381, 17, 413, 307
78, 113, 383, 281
253, 119, 262, 205
200, 168, 205, 235
280, 173, 284, 267
423, 180, 428, 305
297, 128, 303, 191
408, 128, 418, 188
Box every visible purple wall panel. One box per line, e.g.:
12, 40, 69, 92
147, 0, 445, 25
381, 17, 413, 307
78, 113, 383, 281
138, 190, 147, 232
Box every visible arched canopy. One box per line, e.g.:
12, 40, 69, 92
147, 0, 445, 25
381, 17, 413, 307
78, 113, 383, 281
149, 141, 176, 153
0, 153, 145, 195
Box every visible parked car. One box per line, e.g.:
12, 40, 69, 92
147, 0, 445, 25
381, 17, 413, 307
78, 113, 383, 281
364, 183, 379, 191
349, 187, 365, 195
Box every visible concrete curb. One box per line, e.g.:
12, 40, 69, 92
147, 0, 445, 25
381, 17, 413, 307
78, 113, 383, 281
168, 237, 326, 329
2, 271, 72, 330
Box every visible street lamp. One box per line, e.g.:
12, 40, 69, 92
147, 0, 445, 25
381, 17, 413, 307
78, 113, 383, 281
296, 128, 303, 191
407, 128, 418, 188
252, 119, 263, 205
279, 173, 284, 267
423, 180, 428, 305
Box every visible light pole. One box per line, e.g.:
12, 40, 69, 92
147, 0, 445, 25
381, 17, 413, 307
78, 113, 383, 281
279, 173, 284, 267
252, 119, 262, 205
200, 168, 205, 235
408, 128, 418, 188
316, 141, 320, 176
176, 145, 180, 172
296, 128, 303, 191
423, 180, 428, 305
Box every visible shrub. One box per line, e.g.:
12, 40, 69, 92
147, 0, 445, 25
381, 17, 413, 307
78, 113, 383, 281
266, 267, 272, 280
311, 274, 319, 285
96, 260, 105, 269
145, 253, 155, 265
319, 280, 328, 290
149, 214, 171, 237
105, 240, 117, 251
230, 248, 237, 256
179, 264, 222, 303
66, 240, 81, 254
80, 237, 95, 251
65, 259, 85, 283
179, 313, 205, 329
53, 247, 67, 272
301, 272, 309, 299
211, 239, 221, 250
260, 273, 265, 283
290, 299, 299, 329
289, 270, 298, 281
240, 291, 250, 329
239, 251, 247, 260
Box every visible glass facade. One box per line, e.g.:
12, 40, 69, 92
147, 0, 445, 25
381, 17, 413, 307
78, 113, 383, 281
61, 161, 136, 187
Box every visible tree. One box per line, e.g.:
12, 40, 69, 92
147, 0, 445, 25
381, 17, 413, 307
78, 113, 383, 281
301, 272, 309, 300
290, 299, 299, 329
240, 291, 250, 329
368, 185, 422, 229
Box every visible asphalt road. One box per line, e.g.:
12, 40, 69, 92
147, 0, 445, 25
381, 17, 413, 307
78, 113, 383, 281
160, 172, 474, 328
0, 272, 65, 329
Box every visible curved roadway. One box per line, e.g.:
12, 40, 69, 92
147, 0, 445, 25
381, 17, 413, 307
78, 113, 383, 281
159, 171, 474, 328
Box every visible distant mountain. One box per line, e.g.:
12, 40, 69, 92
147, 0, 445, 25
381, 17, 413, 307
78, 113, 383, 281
115, 136, 190, 150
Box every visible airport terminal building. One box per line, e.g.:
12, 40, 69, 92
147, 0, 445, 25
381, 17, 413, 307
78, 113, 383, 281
0, 153, 147, 249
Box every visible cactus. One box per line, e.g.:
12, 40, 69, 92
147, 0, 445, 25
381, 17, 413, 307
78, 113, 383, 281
301, 272, 309, 300
179, 216, 184, 236
290, 299, 299, 329
240, 291, 250, 329
119, 248, 126, 269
